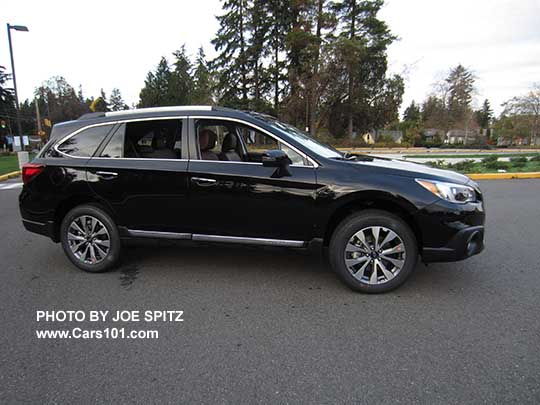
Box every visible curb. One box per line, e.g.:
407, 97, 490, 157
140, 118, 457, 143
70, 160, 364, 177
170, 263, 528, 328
0, 170, 21, 182
468, 172, 540, 180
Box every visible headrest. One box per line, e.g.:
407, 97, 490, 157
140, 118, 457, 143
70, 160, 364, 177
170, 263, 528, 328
222, 133, 238, 152
199, 129, 217, 151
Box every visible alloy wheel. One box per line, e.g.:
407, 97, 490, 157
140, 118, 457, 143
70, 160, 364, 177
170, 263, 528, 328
344, 226, 406, 285
67, 215, 111, 264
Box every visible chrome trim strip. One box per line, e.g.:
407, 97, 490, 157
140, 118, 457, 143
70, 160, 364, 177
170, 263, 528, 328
105, 106, 211, 117
54, 116, 187, 160
189, 115, 319, 168
126, 229, 191, 240
22, 218, 46, 226
192, 234, 306, 247
53, 114, 318, 168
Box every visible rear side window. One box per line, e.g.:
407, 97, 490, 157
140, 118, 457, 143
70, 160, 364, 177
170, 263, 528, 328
52, 125, 113, 157
100, 119, 182, 159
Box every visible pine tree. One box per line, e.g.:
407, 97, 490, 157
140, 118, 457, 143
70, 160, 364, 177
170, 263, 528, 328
403, 101, 420, 122
264, 0, 291, 113
192, 47, 213, 105
109, 88, 128, 111
446, 64, 475, 126
475, 99, 493, 130
139, 57, 172, 107
211, 0, 250, 108
169, 45, 194, 105
333, 0, 397, 137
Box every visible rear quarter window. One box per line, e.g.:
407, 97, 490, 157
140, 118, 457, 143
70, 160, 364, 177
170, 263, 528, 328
49, 124, 114, 158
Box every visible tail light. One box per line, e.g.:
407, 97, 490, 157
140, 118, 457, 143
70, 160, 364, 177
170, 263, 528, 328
22, 163, 45, 184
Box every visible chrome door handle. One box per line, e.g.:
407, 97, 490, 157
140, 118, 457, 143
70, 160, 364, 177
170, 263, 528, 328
191, 177, 217, 185
95, 171, 118, 179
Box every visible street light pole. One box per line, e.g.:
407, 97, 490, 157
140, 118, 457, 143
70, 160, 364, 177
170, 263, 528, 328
6, 23, 28, 152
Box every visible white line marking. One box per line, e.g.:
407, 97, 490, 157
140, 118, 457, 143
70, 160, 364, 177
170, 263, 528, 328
0, 182, 23, 190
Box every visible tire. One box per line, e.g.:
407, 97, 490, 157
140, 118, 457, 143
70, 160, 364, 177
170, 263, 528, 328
60, 204, 121, 273
329, 209, 418, 293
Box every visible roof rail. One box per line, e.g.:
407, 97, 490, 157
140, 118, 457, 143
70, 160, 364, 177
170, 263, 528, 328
78, 112, 106, 120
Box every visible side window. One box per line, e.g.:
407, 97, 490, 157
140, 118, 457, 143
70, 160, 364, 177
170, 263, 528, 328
195, 119, 308, 165
240, 126, 307, 165
101, 119, 182, 159
101, 124, 124, 158
53, 125, 113, 157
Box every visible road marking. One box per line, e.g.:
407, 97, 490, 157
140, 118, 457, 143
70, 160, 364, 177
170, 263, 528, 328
0, 182, 23, 190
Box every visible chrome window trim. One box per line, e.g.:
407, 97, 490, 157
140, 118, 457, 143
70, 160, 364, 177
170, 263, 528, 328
104, 106, 211, 117
53, 116, 187, 160
190, 115, 319, 168
52, 115, 319, 168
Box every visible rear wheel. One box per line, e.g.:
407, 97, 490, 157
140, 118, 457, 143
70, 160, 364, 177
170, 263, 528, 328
329, 210, 418, 293
60, 204, 121, 273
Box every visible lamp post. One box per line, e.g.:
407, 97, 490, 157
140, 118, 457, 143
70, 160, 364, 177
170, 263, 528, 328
7, 23, 28, 154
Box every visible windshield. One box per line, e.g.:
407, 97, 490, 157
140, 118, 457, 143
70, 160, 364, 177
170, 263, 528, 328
252, 114, 343, 159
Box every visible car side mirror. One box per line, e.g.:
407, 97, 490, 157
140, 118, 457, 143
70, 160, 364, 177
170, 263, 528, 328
262, 149, 291, 167
262, 149, 292, 178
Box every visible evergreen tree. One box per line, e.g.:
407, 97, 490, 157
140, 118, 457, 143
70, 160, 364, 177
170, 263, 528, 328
192, 47, 213, 105
475, 99, 493, 129
446, 64, 475, 126
169, 45, 194, 105
109, 88, 128, 111
264, 0, 291, 113
403, 101, 420, 122
139, 57, 173, 107
332, 0, 399, 137
211, 0, 250, 108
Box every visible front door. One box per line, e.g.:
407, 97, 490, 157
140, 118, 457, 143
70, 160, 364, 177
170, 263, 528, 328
186, 117, 319, 242
87, 117, 191, 234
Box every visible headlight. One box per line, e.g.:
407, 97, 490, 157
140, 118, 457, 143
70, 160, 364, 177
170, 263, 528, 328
415, 179, 476, 204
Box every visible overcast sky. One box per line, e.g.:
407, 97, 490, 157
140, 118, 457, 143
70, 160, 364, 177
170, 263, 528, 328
2, 0, 539, 116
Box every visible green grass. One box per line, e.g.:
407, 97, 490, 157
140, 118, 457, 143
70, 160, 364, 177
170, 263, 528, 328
405, 153, 540, 159
0, 154, 36, 176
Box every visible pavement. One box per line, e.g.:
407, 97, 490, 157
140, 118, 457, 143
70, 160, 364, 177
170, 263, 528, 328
1, 178, 539, 403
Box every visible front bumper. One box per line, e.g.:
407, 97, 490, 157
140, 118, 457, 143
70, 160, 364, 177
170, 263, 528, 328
414, 197, 485, 263
422, 225, 484, 262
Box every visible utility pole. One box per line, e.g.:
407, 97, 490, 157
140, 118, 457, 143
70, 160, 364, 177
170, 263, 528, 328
6, 23, 28, 156
35, 99, 42, 134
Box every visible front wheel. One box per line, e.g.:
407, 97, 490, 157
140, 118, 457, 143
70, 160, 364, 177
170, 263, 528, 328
60, 204, 121, 273
329, 210, 418, 293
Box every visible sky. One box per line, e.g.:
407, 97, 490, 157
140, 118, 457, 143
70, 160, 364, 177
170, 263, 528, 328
2, 0, 539, 116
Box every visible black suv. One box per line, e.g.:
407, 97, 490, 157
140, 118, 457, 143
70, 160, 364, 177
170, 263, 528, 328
19, 106, 485, 293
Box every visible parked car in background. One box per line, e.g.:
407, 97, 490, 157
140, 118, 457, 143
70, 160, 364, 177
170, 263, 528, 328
19, 106, 485, 293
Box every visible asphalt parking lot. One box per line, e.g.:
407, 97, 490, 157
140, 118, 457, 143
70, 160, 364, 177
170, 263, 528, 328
1, 178, 539, 403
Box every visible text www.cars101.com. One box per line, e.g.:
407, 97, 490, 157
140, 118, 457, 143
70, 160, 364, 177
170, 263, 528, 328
36, 328, 159, 339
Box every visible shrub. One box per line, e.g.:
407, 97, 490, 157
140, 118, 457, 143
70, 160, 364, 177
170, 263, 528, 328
510, 156, 528, 168
481, 155, 498, 165
529, 154, 540, 162
451, 159, 476, 172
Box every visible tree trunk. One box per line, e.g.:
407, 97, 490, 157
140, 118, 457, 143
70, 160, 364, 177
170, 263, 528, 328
239, 0, 248, 104
309, 0, 324, 137
347, 0, 357, 139
274, 44, 279, 113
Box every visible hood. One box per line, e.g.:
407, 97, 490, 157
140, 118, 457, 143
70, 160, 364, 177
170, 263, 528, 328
348, 155, 471, 185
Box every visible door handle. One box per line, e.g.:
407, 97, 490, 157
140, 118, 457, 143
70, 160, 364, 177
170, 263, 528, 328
95, 171, 118, 179
191, 177, 217, 185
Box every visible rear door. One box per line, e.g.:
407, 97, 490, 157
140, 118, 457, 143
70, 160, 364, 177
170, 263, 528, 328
86, 117, 190, 235
186, 117, 319, 242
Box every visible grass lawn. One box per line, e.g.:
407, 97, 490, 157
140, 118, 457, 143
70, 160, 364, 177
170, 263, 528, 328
405, 152, 540, 159
0, 154, 36, 176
